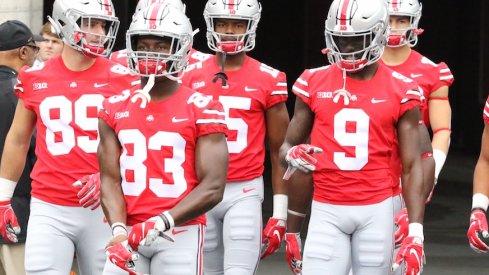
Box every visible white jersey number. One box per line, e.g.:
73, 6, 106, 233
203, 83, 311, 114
39, 94, 105, 156
333, 108, 369, 170
218, 96, 251, 154
118, 130, 187, 198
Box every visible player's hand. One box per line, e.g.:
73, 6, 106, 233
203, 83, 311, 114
106, 235, 140, 275
73, 173, 101, 210
261, 218, 286, 259
467, 209, 489, 253
392, 236, 424, 275
285, 232, 302, 275
0, 201, 20, 243
394, 208, 409, 247
285, 144, 323, 173
128, 216, 174, 251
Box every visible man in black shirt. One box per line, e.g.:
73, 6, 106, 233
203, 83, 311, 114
0, 19, 41, 275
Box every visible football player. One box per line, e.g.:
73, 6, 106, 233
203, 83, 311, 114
109, 0, 211, 67
467, 96, 489, 253
281, 0, 426, 274
181, 0, 290, 274
382, 0, 455, 256
0, 0, 137, 273
99, 4, 228, 275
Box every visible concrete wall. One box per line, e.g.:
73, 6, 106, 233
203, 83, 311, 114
0, 0, 43, 34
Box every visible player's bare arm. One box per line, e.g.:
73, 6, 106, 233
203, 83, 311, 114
168, 132, 228, 225
279, 98, 314, 164
474, 125, 489, 197
419, 118, 436, 200
266, 102, 290, 198
428, 85, 451, 152
398, 107, 425, 224
0, 100, 36, 181
429, 85, 451, 186
98, 118, 127, 227
467, 123, 489, 253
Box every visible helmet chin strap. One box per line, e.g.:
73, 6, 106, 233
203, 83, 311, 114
212, 51, 228, 87
131, 74, 155, 108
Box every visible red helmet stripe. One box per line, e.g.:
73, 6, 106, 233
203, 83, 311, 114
148, 3, 164, 29
391, 0, 400, 11
339, 0, 352, 28
102, 0, 113, 16
228, 0, 236, 13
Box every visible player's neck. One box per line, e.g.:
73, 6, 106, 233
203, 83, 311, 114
61, 46, 97, 72
216, 52, 246, 71
346, 62, 379, 81
143, 77, 180, 101
382, 45, 412, 66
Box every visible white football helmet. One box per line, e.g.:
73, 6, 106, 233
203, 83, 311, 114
133, 0, 185, 21
204, 0, 261, 54
324, 0, 389, 72
387, 0, 423, 47
126, 3, 193, 79
48, 0, 119, 57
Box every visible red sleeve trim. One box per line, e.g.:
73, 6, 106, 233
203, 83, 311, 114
432, 128, 451, 134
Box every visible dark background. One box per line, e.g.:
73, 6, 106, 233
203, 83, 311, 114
43, 0, 489, 155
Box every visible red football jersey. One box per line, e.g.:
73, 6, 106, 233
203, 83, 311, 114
109, 48, 211, 67
380, 50, 454, 127
292, 64, 421, 205
181, 56, 288, 182
484, 96, 489, 125
99, 86, 227, 225
15, 56, 138, 206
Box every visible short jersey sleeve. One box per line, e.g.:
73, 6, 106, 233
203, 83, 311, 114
191, 93, 228, 137
292, 69, 313, 106
432, 62, 454, 91
14, 66, 34, 110
398, 88, 422, 118
484, 96, 489, 125
265, 71, 288, 109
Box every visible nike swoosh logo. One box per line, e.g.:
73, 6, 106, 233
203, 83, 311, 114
172, 117, 188, 123
242, 187, 256, 193
94, 83, 108, 88
273, 230, 281, 242
371, 98, 387, 104
172, 229, 188, 235
245, 86, 258, 92
409, 248, 421, 264
411, 73, 423, 78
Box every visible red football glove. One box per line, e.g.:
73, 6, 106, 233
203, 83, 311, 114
0, 201, 20, 243
394, 208, 409, 247
73, 173, 101, 210
128, 217, 174, 251
467, 209, 489, 253
106, 240, 140, 275
261, 218, 286, 259
392, 236, 424, 275
285, 144, 323, 173
285, 233, 302, 275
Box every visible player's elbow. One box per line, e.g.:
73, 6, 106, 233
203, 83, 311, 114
204, 179, 226, 208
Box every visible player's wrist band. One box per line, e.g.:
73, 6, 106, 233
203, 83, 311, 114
111, 222, 128, 237
158, 211, 175, 231
472, 193, 489, 212
273, 194, 288, 220
408, 222, 424, 241
287, 209, 307, 218
0, 178, 17, 201
433, 149, 447, 180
